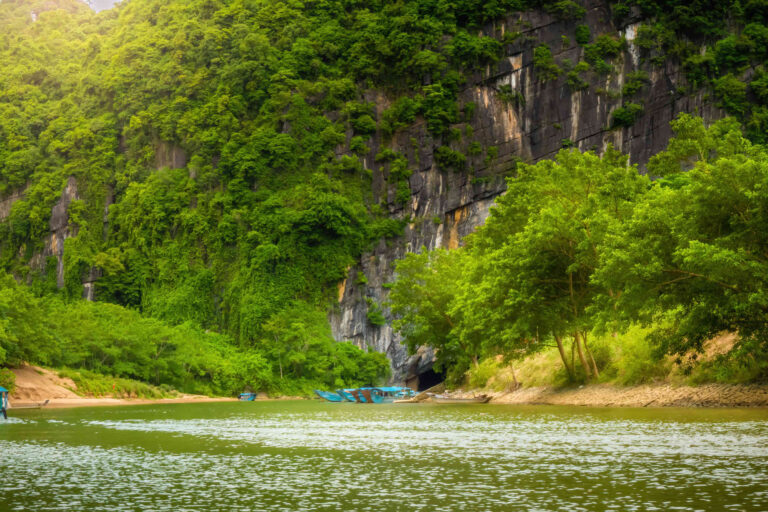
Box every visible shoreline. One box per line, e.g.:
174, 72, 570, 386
8, 396, 239, 409
477, 382, 768, 408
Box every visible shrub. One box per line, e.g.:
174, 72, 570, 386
545, 0, 586, 20
713, 74, 748, 115
575, 24, 591, 45
434, 145, 466, 171
566, 61, 590, 91
0, 368, 16, 394
467, 358, 503, 388
351, 114, 377, 136
750, 70, 768, 104
584, 34, 625, 74
714, 35, 752, 72
497, 84, 525, 106
611, 103, 644, 128
366, 302, 387, 327
533, 44, 561, 82
349, 136, 369, 155
484, 145, 499, 165
622, 71, 650, 97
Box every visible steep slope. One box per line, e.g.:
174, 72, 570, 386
1, 0, 766, 385
331, 1, 727, 382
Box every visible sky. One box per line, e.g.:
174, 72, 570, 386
86, 0, 121, 12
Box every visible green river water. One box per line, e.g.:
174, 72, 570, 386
1, 401, 767, 511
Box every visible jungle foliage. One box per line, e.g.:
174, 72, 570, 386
390, 116, 768, 385
0, 272, 389, 395
2, 0, 768, 394
0, 0, 526, 393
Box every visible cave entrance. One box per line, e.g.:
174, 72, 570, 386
406, 367, 446, 391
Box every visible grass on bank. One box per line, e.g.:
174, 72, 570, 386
56, 368, 181, 399
466, 327, 768, 391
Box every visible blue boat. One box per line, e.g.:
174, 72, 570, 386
317, 386, 416, 404
336, 389, 356, 402
370, 386, 417, 403
239, 392, 258, 401
314, 390, 344, 402
1, 386, 8, 419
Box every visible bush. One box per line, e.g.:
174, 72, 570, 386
349, 136, 369, 155
611, 103, 644, 128
366, 303, 387, 326
467, 358, 503, 388
351, 114, 377, 136
57, 368, 172, 399
714, 35, 752, 72
497, 84, 525, 106
585, 35, 625, 62
0, 368, 16, 394
566, 61, 590, 91
545, 0, 586, 20
434, 145, 467, 171
575, 24, 591, 45
750, 70, 768, 104
622, 71, 650, 97
713, 74, 748, 115
594, 327, 672, 385
533, 44, 562, 81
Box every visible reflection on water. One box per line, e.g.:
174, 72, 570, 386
1, 402, 767, 511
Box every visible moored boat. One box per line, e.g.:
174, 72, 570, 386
239, 392, 258, 401
431, 394, 491, 404
336, 389, 356, 402
315, 386, 416, 403
314, 390, 344, 402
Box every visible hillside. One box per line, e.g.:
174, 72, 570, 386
1, 0, 767, 392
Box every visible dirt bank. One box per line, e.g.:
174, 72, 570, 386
7, 365, 236, 409
475, 383, 768, 408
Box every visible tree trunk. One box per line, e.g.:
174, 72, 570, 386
582, 331, 600, 378
554, 333, 574, 380
573, 331, 592, 380
509, 364, 519, 390
472, 354, 480, 369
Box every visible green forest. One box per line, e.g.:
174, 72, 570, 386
1, 0, 768, 395
390, 115, 768, 386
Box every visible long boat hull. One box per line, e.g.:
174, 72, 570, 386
336, 389, 356, 402
314, 390, 344, 402
316, 387, 416, 403
432, 395, 491, 404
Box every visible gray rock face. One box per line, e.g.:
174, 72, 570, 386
26, 176, 80, 289
330, 1, 724, 383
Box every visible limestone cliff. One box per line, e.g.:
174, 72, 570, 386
330, 0, 724, 384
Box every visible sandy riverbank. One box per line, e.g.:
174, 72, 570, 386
6, 365, 238, 409
469, 383, 768, 408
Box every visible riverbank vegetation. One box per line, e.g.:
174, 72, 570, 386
0, 273, 390, 396
390, 115, 768, 387
2, 0, 768, 395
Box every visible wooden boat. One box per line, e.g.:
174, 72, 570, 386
431, 394, 491, 404
8, 399, 50, 410
314, 390, 344, 402
316, 387, 416, 403
336, 389, 356, 402
369, 387, 416, 403
239, 393, 257, 401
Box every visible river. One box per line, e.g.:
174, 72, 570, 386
1, 401, 767, 511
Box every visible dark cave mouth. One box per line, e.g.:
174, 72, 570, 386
406, 367, 446, 392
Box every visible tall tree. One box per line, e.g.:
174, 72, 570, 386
597, 115, 768, 369
464, 147, 649, 380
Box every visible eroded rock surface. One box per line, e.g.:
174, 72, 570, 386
331, 1, 724, 383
